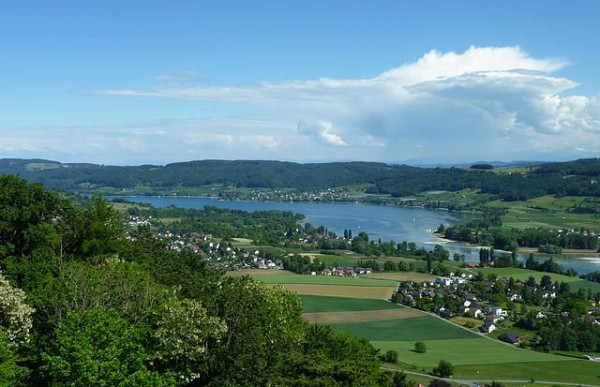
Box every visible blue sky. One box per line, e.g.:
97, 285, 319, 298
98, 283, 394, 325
1, 0, 599, 164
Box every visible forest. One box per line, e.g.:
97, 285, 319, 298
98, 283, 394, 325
0, 175, 409, 386
2, 158, 600, 201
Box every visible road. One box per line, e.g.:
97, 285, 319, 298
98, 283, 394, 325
381, 367, 600, 386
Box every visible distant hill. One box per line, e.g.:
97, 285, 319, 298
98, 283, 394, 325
412, 160, 551, 169
1, 158, 599, 201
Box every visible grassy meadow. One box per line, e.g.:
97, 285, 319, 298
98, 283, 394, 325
225, 270, 600, 383
298, 291, 599, 383
473, 267, 600, 293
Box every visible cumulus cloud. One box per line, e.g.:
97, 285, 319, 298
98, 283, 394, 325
82, 46, 600, 162
297, 121, 347, 146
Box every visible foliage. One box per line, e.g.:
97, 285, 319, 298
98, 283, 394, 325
432, 360, 454, 378
0, 269, 34, 345
151, 296, 226, 383
0, 176, 389, 385
384, 349, 399, 363
0, 330, 29, 386
4, 157, 600, 200
414, 341, 427, 353
41, 308, 172, 386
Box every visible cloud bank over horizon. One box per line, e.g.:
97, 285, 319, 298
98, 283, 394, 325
3, 46, 599, 164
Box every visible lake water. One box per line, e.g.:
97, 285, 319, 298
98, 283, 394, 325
120, 196, 600, 275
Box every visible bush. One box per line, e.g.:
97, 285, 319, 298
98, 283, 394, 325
432, 360, 453, 378
414, 341, 427, 353
383, 350, 398, 363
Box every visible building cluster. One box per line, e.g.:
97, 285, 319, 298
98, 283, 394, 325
318, 266, 373, 277
395, 272, 567, 335
242, 188, 349, 202
123, 215, 152, 228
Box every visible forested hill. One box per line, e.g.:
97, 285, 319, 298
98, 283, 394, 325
1, 157, 599, 200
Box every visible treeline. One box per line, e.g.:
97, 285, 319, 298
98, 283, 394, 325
129, 204, 305, 245
443, 217, 598, 251
0, 175, 408, 386
3, 157, 600, 201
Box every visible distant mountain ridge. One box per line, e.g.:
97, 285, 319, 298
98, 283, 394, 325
1, 157, 599, 201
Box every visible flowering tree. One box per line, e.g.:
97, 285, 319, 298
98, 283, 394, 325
0, 270, 34, 346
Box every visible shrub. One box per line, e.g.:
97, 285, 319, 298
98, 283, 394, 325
414, 341, 427, 353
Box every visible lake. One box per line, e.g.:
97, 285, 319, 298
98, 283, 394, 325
119, 196, 600, 274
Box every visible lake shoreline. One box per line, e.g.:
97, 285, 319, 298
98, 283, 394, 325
116, 195, 600, 274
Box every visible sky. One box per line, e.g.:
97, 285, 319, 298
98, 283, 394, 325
1, 0, 599, 165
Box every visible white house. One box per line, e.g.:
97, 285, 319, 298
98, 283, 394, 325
481, 323, 496, 333
485, 306, 508, 317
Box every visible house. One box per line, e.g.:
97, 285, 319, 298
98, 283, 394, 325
463, 300, 472, 308
481, 323, 496, 333
507, 292, 521, 302
435, 277, 452, 286
499, 333, 521, 345
535, 311, 547, 319
484, 315, 501, 324
485, 306, 508, 317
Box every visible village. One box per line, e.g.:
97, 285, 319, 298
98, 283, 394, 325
392, 271, 598, 338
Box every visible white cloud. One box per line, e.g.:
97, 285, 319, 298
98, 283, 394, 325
32, 46, 600, 162
297, 121, 347, 146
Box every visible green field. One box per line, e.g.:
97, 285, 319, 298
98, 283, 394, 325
250, 274, 397, 287
301, 295, 401, 313
487, 195, 600, 231
298, 294, 599, 383
473, 267, 600, 293
305, 254, 427, 270
373, 338, 567, 367
455, 361, 600, 384
329, 315, 476, 341
364, 271, 437, 282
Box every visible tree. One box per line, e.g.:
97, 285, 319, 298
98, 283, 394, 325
384, 350, 398, 363
384, 261, 398, 272
0, 270, 34, 345
432, 360, 454, 378
392, 371, 416, 387
0, 330, 29, 386
414, 341, 427, 353
208, 278, 306, 385
0, 175, 66, 259
429, 380, 451, 387
279, 324, 385, 386
152, 296, 227, 383
65, 196, 123, 259
41, 308, 172, 386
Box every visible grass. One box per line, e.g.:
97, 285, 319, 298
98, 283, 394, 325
225, 269, 295, 277
364, 272, 437, 282
301, 295, 401, 313
487, 195, 600, 231
454, 361, 600, 384
303, 308, 424, 324
310, 254, 426, 270
329, 315, 476, 341
473, 267, 600, 293
450, 316, 483, 329
272, 284, 396, 299
373, 338, 568, 367
250, 274, 397, 287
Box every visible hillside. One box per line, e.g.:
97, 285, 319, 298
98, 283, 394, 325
1, 158, 600, 201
